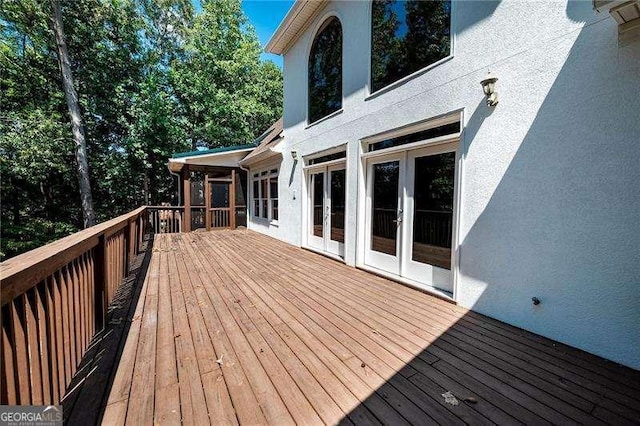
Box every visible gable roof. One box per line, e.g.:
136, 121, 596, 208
167, 118, 284, 172
265, 1, 327, 55
168, 144, 256, 173
240, 117, 284, 165
171, 144, 256, 159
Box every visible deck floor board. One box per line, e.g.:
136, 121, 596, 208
94, 230, 640, 425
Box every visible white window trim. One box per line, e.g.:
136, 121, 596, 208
251, 168, 279, 225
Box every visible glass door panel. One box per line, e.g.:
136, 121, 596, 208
365, 157, 403, 275
329, 169, 345, 244
308, 172, 325, 250
312, 172, 324, 237
403, 147, 456, 292
412, 153, 454, 268
326, 166, 346, 257
371, 161, 400, 255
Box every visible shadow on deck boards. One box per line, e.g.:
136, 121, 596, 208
62, 234, 154, 425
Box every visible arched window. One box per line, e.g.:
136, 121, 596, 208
308, 17, 342, 124
371, 0, 451, 93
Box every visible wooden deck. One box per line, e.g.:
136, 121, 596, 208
74, 230, 640, 425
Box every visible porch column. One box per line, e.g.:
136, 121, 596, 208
230, 169, 236, 229
183, 166, 191, 232
205, 174, 211, 231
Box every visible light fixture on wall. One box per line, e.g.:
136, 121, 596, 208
291, 150, 298, 161
480, 72, 499, 107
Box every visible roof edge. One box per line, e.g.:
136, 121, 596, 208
239, 140, 284, 166
265, 1, 326, 55
171, 144, 256, 159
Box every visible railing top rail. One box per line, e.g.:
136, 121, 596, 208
146, 205, 185, 209
0, 206, 146, 305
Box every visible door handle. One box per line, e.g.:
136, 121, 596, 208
393, 209, 403, 224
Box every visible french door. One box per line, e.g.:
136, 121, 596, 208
364, 143, 457, 293
307, 164, 346, 258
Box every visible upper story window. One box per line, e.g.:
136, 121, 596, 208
371, 0, 451, 93
308, 17, 343, 124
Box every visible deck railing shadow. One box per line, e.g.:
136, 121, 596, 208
62, 233, 154, 424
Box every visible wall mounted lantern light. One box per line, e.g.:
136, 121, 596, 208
291, 150, 298, 161
480, 73, 499, 107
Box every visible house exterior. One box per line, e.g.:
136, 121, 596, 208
169, 0, 640, 370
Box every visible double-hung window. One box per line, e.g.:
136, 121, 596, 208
252, 168, 279, 222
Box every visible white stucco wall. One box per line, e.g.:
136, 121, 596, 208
264, 1, 640, 369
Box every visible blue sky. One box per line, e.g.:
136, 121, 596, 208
241, 1, 295, 68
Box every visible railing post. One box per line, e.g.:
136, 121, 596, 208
138, 214, 144, 249
93, 236, 107, 331
126, 218, 136, 272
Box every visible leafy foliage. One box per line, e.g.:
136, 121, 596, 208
171, 0, 282, 148
0, 0, 283, 259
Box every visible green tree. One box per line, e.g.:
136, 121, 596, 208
124, 71, 188, 205
171, 0, 282, 149
0, 0, 283, 259
51, 0, 96, 227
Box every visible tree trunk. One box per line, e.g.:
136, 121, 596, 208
50, 0, 96, 227
143, 170, 150, 205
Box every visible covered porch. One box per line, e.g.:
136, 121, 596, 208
166, 145, 253, 232
66, 230, 640, 425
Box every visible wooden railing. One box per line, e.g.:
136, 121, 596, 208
211, 208, 230, 228
147, 206, 184, 234
0, 207, 148, 406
